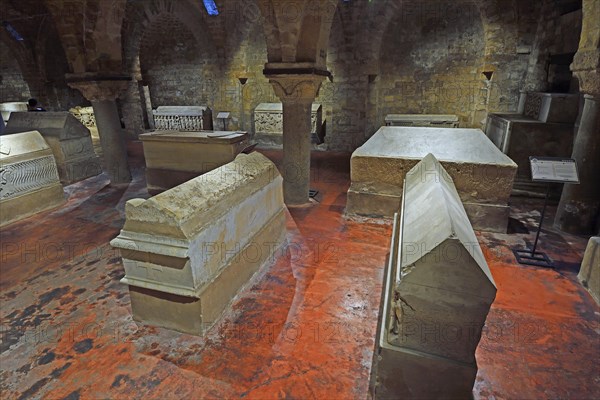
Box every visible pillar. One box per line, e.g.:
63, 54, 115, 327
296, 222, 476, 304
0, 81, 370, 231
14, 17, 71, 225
67, 76, 132, 184
267, 75, 325, 206
555, 95, 600, 234
554, 0, 600, 234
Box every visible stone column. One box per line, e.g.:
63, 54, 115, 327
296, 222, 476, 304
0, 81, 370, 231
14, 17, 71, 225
267, 75, 325, 206
555, 95, 600, 233
554, 0, 600, 234
67, 77, 132, 184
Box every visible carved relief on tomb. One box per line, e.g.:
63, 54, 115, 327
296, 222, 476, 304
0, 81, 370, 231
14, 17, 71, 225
523, 93, 543, 120
153, 114, 204, 131
254, 107, 320, 135
0, 156, 61, 200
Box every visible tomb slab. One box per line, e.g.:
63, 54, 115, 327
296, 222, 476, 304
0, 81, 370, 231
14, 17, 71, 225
347, 127, 517, 232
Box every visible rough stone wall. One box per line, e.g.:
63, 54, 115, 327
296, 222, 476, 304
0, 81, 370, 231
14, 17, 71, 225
117, 0, 582, 151
0, 41, 31, 102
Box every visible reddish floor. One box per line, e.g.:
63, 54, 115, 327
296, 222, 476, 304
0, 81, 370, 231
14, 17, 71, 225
1, 144, 599, 399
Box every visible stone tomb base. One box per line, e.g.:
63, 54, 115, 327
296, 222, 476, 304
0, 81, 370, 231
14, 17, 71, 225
347, 127, 517, 232
0, 131, 65, 227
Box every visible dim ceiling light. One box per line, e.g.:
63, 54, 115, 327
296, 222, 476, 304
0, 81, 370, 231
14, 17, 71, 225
203, 0, 219, 16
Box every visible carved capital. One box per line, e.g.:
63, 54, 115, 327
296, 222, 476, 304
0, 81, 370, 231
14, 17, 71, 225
572, 49, 600, 96
66, 73, 131, 101
266, 74, 325, 104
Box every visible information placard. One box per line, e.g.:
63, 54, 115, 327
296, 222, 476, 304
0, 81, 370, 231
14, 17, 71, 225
530, 157, 579, 183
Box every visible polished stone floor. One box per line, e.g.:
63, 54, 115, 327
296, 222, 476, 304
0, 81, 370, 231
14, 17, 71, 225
1, 143, 598, 399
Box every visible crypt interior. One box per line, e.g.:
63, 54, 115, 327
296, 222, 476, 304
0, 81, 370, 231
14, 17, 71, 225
0, 0, 599, 398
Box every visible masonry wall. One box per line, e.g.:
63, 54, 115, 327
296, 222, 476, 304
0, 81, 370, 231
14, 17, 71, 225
0, 41, 30, 102
119, 0, 582, 151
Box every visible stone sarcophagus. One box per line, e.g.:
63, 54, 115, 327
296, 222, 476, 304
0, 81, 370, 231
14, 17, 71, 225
485, 113, 575, 190
4, 112, 101, 185
578, 237, 600, 306
140, 130, 251, 195
110, 152, 287, 335
0, 102, 28, 123
370, 154, 496, 399
0, 131, 65, 227
152, 106, 206, 131
253, 103, 323, 147
522, 92, 579, 123
347, 127, 517, 233
384, 114, 459, 128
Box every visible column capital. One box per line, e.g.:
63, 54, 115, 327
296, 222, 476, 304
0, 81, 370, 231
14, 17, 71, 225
571, 48, 600, 96
266, 74, 326, 104
66, 73, 131, 102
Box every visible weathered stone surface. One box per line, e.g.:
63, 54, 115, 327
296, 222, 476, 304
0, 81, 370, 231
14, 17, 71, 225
578, 237, 600, 305
370, 154, 496, 399
347, 127, 517, 232
152, 106, 207, 131
110, 152, 286, 335
140, 130, 251, 194
0, 131, 65, 227
522, 92, 580, 123
485, 112, 575, 190
384, 114, 459, 128
0, 102, 28, 123
4, 112, 101, 184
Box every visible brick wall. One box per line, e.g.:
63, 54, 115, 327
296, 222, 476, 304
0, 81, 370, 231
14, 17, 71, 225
0, 41, 31, 102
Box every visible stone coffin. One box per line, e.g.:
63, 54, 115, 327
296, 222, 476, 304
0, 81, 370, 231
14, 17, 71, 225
110, 152, 287, 335
0, 102, 28, 123
578, 237, 600, 305
522, 92, 579, 124
0, 131, 65, 227
347, 127, 517, 233
4, 112, 101, 185
253, 103, 323, 147
485, 113, 574, 193
69, 106, 98, 138
385, 114, 459, 128
140, 130, 251, 195
152, 106, 206, 131
370, 154, 496, 399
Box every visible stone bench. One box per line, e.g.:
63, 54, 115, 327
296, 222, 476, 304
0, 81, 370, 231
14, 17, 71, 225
0, 131, 65, 227
253, 102, 324, 147
152, 106, 206, 131
4, 112, 101, 184
347, 127, 517, 233
370, 154, 496, 399
139, 130, 251, 195
110, 152, 287, 335
384, 114, 459, 128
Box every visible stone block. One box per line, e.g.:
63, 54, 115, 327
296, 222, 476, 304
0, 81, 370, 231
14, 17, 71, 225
0, 131, 65, 227
4, 112, 101, 184
523, 92, 579, 123
384, 114, 459, 128
370, 154, 496, 399
347, 127, 517, 233
152, 106, 206, 131
485, 113, 575, 194
253, 103, 323, 147
69, 106, 98, 138
578, 237, 600, 305
110, 152, 287, 335
139, 130, 251, 194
